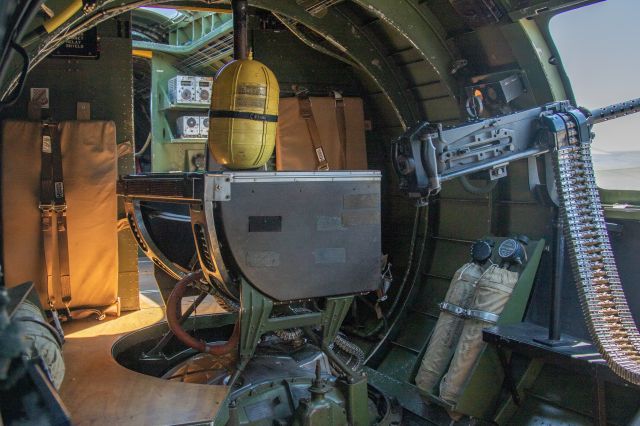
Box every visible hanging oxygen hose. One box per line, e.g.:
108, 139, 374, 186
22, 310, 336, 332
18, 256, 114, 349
166, 270, 239, 356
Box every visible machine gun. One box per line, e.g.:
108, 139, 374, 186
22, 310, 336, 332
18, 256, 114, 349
392, 97, 640, 201
391, 97, 640, 386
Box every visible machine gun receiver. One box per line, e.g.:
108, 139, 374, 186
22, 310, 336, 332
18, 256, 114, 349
392, 98, 640, 199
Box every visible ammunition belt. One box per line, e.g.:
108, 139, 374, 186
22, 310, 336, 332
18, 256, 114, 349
554, 114, 640, 385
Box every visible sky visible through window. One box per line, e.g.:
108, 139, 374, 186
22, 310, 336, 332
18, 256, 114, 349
550, 0, 640, 190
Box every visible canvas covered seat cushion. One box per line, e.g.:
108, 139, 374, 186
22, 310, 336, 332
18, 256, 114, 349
2, 120, 118, 309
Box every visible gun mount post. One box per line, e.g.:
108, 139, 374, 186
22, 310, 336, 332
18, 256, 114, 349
534, 212, 574, 347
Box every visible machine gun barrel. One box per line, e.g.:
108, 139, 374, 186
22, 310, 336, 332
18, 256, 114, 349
588, 97, 640, 125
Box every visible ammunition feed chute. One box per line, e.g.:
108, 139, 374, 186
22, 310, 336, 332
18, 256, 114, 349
392, 98, 640, 385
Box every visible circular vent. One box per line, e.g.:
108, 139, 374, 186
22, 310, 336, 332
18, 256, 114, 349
200, 89, 210, 100
181, 89, 192, 100
203, 118, 209, 127
187, 117, 198, 128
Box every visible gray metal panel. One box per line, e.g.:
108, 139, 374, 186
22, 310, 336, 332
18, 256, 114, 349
216, 171, 381, 301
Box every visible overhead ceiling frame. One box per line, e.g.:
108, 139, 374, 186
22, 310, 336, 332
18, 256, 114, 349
250, 0, 420, 128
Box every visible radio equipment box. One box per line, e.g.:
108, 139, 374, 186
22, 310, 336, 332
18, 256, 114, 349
168, 75, 197, 104
196, 76, 213, 104
176, 116, 201, 138
199, 116, 209, 138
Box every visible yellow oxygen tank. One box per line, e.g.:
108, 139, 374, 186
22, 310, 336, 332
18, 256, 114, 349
208, 52, 279, 169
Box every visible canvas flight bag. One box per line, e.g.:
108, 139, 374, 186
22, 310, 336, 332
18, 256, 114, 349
276, 91, 368, 171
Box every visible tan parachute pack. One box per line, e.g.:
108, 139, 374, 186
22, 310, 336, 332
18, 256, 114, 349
414, 262, 484, 395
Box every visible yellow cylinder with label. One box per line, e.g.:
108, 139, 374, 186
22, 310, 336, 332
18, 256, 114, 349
208, 55, 279, 169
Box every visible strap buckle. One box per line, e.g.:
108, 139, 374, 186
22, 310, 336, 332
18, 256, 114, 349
48, 301, 66, 343
439, 301, 467, 317
39, 202, 66, 212
63, 302, 72, 319
39, 203, 54, 212
333, 90, 344, 105
294, 85, 309, 98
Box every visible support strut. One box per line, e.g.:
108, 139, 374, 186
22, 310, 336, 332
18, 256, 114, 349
231, 0, 248, 60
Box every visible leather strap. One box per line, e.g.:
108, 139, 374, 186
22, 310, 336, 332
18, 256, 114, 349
41, 208, 55, 307
39, 123, 72, 310
40, 124, 56, 308
438, 301, 500, 324
57, 210, 71, 307
466, 308, 500, 324
296, 93, 329, 171
333, 91, 347, 169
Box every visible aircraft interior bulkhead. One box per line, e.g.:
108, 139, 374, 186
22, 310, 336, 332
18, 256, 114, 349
0, 0, 639, 425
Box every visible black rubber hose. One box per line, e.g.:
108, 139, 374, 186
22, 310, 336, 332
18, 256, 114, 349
0, 40, 29, 108
0, 0, 41, 86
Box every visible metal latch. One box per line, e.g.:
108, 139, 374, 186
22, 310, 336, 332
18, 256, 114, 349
439, 301, 500, 324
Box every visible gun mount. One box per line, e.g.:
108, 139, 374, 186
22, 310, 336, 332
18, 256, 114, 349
118, 171, 382, 423
391, 98, 640, 386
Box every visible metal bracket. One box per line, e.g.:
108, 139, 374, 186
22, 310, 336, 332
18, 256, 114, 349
204, 174, 232, 202
490, 163, 508, 180
321, 296, 353, 345
238, 280, 274, 362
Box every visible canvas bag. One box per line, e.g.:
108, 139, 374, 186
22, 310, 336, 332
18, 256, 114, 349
276, 95, 367, 170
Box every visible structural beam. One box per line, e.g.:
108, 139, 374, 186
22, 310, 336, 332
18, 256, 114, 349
251, 0, 419, 128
